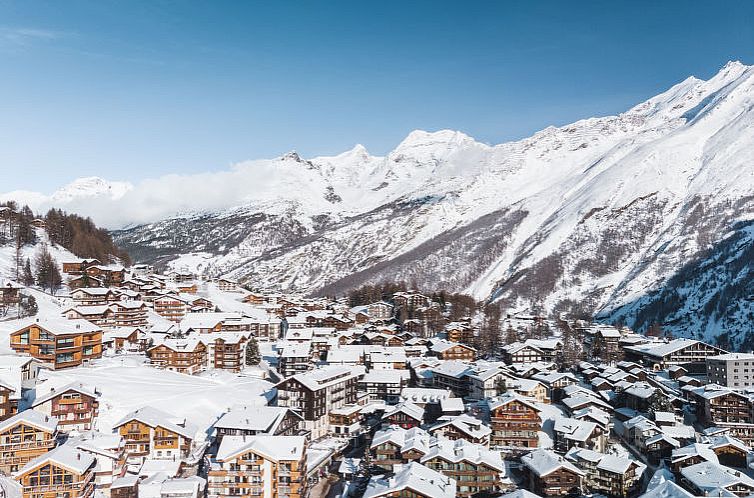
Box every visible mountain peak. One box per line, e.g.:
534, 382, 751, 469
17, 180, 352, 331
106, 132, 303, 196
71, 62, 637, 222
51, 176, 132, 203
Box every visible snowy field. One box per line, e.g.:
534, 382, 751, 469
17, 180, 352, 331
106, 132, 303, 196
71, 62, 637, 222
34, 355, 274, 441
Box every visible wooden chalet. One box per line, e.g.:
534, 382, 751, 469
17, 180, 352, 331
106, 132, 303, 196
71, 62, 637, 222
13, 445, 96, 498
208, 435, 307, 498
0, 409, 58, 475
9, 318, 103, 369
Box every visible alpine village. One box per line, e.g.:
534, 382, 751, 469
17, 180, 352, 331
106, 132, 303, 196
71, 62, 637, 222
0, 204, 752, 498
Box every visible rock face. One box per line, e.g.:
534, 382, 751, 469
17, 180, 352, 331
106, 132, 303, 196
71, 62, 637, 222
84, 61, 754, 345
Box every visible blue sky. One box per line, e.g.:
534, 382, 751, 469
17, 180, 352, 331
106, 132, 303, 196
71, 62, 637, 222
1, 1, 753, 192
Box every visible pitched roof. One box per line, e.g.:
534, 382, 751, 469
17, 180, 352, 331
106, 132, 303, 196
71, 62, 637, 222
215, 435, 306, 462
114, 406, 196, 440
521, 448, 584, 477
15, 444, 95, 477
363, 462, 456, 498
0, 409, 57, 434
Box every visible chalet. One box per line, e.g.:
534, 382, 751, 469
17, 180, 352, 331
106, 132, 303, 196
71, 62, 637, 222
0, 409, 58, 475
522, 448, 584, 497
279, 343, 313, 378
213, 405, 303, 442
275, 365, 363, 439
114, 406, 196, 468
70, 287, 117, 305
382, 401, 425, 428
428, 414, 492, 446
680, 461, 754, 497
208, 435, 307, 498
329, 404, 364, 440
565, 447, 644, 498
62, 259, 101, 275
147, 338, 207, 375
64, 305, 115, 327
393, 291, 432, 309
710, 435, 750, 468
430, 361, 474, 398
103, 327, 143, 352
69, 275, 106, 289
502, 342, 546, 364
554, 417, 606, 453
13, 444, 96, 498
215, 278, 240, 292
429, 340, 476, 361
66, 431, 127, 493
202, 333, 248, 372
370, 426, 433, 471
32, 383, 100, 432
361, 461, 456, 498
153, 294, 190, 322
444, 322, 474, 344
9, 318, 103, 369
0, 281, 22, 305
85, 265, 126, 287
670, 442, 718, 473
467, 367, 513, 401
111, 301, 148, 328
420, 438, 504, 497
487, 394, 541, 448
624, 338, 727, 373
366, 301, 394, 321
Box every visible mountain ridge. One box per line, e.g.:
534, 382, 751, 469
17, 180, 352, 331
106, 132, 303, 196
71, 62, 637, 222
6, 60, 754, 346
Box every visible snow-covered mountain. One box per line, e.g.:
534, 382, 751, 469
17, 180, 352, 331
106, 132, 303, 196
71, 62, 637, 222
11, 61, 754, 346
1, 176, 132, 208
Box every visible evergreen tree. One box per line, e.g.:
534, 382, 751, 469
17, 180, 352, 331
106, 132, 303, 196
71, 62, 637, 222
34, 244, 62, 294
22, 258, 34, 286
245, 336, 261, 366
19, 294, 38, 318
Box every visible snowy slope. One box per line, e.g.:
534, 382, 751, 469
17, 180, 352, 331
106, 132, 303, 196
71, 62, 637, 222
10, 61, 754, 345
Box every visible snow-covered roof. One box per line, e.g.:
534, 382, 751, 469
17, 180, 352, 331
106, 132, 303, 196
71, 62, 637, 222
554, 417, 598, 442
521, 448, 584, 477
216, 435, 306, 463
680, 461, 754, 493
0, 409, 58, 434
114, 406, 196, 440
32, 382, 99, 408
383, 400, 424, 422
16, 444, 95, 476
363, 462, 456, 498
420, 438, 504, 471
213, 405, 299, 433
284, 365, 364, 391
14, 317, 101, 335
430, 414, 491, 439
639, 481, 694, 498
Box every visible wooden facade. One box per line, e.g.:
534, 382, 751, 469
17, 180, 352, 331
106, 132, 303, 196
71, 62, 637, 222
9, 319, 103, 370
489, 396, 541, 448
0, 410, 57, 475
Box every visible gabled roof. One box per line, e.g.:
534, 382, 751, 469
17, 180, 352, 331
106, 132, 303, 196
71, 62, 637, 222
32, 383, 99, 408
363, 462, 456, 498
383, 401, 424, 422
0, 409, 58, 434
15, 444, 95, 477
214, 405, 301, 433
12, 317, 101, 336
420, 438, 503, 471
488, 393, 542, 413
522, 448, 584, 477
114, 406, 196, 440
215, 435, 305, 463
